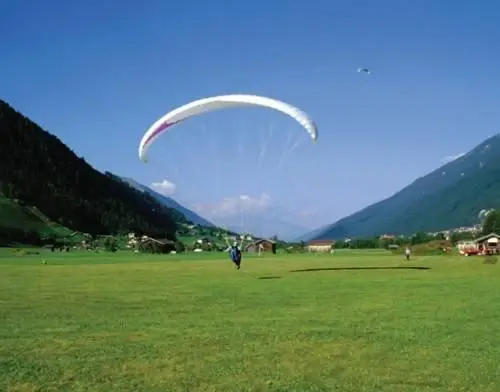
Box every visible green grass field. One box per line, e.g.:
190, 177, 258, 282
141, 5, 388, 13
1, 250, 500, 392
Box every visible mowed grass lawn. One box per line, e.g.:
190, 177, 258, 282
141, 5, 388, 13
1, 250, 500, 392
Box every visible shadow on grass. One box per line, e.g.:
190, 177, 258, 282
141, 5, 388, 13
257, 276, 282, 280
483, 255, 498, 265
290, 266, 431, 273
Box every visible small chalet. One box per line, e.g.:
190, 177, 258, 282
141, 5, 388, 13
139, 237, 176, 254
307, 240, 333, 252
245, 239, 276, 254
194, 237, 213, 250
474, 232, 500, 254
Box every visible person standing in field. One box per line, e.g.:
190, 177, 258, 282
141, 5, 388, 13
405, 247, 411, 261
229, 241, 242, 270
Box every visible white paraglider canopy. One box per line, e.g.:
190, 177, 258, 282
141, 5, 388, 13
357, 68, 371, 74
138, 94, 318, 162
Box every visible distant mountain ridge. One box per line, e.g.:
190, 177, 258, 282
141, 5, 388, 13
218, 212, 309, 241
305, 134, 500, 240
117, 177, 215, 227
117, 177, 309, 241
294, 224, 331, 243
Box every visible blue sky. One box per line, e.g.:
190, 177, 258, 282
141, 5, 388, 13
2, 0, 500, 234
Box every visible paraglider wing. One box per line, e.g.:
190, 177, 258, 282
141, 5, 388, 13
138, 94, 318, 162
357, 67, 371, 74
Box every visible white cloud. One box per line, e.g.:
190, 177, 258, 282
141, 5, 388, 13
440, 153, 465, 164
194, 193, 271, 218
189, 195, 333, 238
151, 179, 177, 196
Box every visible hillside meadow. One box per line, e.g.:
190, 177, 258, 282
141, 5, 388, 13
1, 249, 500, 391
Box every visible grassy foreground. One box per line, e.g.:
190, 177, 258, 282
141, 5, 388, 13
1, 250, 500, 392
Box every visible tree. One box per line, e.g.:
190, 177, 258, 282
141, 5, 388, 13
175, 241, 185, 253
200, 241, 212, 251
450, 231, 476, 245
411, 231, 432, 245
104, 237, 118, 252
482, 209, 500, 235
350, 238, 378, 249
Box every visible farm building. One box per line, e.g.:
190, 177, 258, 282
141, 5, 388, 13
245, 239, 276, 254
307, 240, 333, 252
196, 237, 212, 245
458, 233, 500, 256
139, 237, 176, 254
194, 237, 213, 251
475, 233, 500, 255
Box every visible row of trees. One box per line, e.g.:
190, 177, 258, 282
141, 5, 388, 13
0, 226, 47, 247
285, 227, 487, 253
337, 230, 477, 250
480, 209, 500, 234
334, 230, 480, 250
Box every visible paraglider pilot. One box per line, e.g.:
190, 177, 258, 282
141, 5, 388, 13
229, 241, 242, 270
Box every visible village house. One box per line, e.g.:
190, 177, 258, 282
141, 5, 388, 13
245, 239, 276, 254
475, 232, 500, 255
126, 232, 138, 249
458, 232, 500, 256
139, 236, 176, 254
194, 237, 213, 250
307, 240, 334, 252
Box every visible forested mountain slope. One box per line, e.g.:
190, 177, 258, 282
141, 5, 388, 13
309, 134, 500, 240
0, 99, 182, 239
